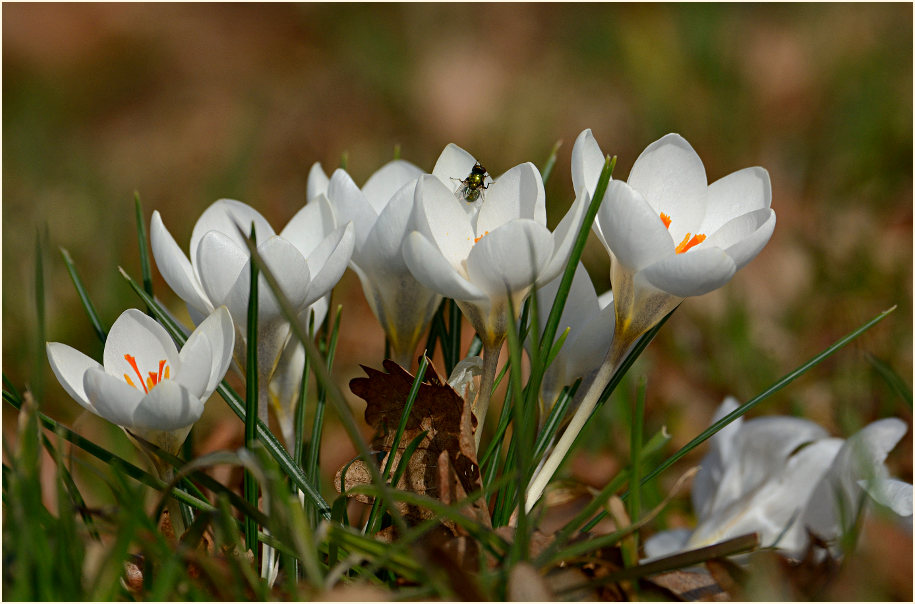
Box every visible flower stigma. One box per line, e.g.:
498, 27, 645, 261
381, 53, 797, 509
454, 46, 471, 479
123, 354, 170, 393
660, 212, 705, 254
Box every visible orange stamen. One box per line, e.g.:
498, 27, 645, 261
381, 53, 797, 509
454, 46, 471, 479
124, 354, 148, 393
660, 212, 672, 229
675, 233, 706, 254
473, 230, 489, 244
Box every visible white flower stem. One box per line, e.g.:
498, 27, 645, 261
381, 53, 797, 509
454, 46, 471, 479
473, 343, 501, 451
524, 334, 629, 512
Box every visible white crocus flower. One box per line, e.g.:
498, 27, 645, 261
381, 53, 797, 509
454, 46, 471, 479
403, 144, 587, 445
528, 131, 776, 512
528, 262, 614, 417
46, 307, 234, 458
576, 129, 776, 368
643, 398, 913, 561
319, 158, 443, 369
150, 198, 355, 426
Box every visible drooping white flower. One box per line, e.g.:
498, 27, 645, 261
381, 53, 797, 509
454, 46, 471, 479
402, 144, 587, 442
319, 158, 443, 368
528, 262, 614, 416
643, 398, 913, 561
150, 198, 354, 423
47, 307, 234, 455
574, 129, 776, 365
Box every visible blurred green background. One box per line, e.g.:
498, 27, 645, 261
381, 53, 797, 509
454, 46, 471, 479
3, 3, 912, 515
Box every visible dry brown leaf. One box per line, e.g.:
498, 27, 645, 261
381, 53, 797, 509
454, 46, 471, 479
335, 359, 489, 534
647, 569, 729, 601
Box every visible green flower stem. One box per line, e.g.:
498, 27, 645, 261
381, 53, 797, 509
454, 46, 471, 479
473, 342, 501, 451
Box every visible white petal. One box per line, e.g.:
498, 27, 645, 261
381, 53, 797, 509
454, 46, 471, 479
362, 159, 422, 213
355, 181, 415, 274
477, 162, 546, 232
83, 367, 145, 428
189, 199, 275, 269
627, 133, 708, 236
132, 380, 205, 432
46, 342, 102, 412
639, 247, 737, 298
303, 222, 355, 307
403, 232, 486, 301
537, 192, 588, 286
571, 128, 606, 199
702, 167, 772, 235
103, 309, 180, 385
705, 209, 776, 271
642, 529, 693, 561
465, 220, 553, 299
862, 478, 913, 517
327, 170, 377, 251
280, 195, 338, 258
253, 237, 313, 319
306, 162, 330, 201
413, 175, 475, 269
432, 143, 478, 186
599, 180, 675, 271
173, 333, 211, 399
150, 211, 213, 315
195, 231, 250, 308
187, 306, 235, 400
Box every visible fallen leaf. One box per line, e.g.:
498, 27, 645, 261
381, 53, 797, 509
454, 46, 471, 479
335, 359, 489, 534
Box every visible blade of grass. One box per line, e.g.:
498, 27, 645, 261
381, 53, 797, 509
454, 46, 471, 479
624, 377, 647, 568
243, 222, 260, 559
60, 247, 107, 343
540, 139, 563, 186
306, 305, 342, 501
133, 192, 154, 299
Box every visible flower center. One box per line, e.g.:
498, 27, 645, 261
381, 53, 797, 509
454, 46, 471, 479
660, 212, 706, 254
123, 354, 170, 394
471, 231, 489, 244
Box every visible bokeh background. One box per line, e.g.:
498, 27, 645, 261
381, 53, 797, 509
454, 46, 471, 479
3, 4, 912, 589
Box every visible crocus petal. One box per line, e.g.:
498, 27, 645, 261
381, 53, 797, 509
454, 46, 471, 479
643, 529, 693, 562
705, 208, 776, 271
46, 342, 102, 412
571, 128, 606, 200
189, 199, 275, 268
413, 175, 475, 269
626, 133, 708, 235
195, 231, 250, 308
183, 306, 234, 400
306, 162, 330, 201
465, 220, 553, 299
327, 170, 378, 250
103, 309, 180, 383
131, 380, 205, 432
83, 367, 146, 428
432, 143, 478, 186
302, 222, 355, 308
172, 333, 212, 400
537, 191, 588, 286
362, 159, 423, 214
150, 211, 213, 315
692, 397, 742, 518
355, 182, 415, 274
280, 195, 337, 258
477, 162, 546, 232
599, 180, 675, 271
237, 237, 314, 323
639, 247, 737, 298
862, 478, 913, 517
702, 167, 772, 235
403, 232, 486, 301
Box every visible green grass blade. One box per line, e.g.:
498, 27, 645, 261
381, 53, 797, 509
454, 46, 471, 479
624, 377, 647, 568
243, 222, 260, 557
133, 192, 154, 299
540, 139, 563, 186
637, 305, 897, 492
866, 352, 913, 408
306, 305, 342, 498
60, 247, 107, 343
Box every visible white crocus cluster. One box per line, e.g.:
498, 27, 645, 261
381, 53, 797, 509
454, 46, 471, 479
643, 397, 913, 561
151, 198, 354, 427
47, 307, 234, 459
